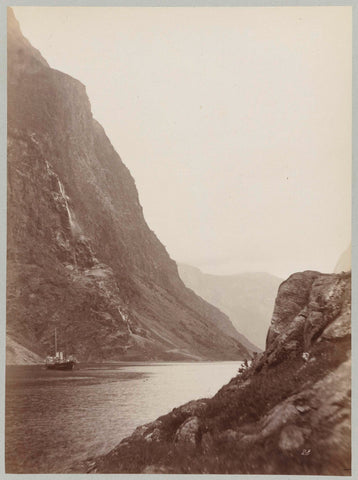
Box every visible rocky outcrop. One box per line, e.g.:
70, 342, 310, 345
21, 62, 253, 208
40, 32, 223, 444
7, 9, 250, 362
84, 271, 351, 475
178, 264, 282, 350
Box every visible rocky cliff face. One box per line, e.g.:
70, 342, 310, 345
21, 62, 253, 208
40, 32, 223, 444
85, 271, 351, 475
7, 9, 249, 362
178, 264, 282, 350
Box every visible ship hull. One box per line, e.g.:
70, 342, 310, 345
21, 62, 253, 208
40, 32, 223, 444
45, 361, 75, 370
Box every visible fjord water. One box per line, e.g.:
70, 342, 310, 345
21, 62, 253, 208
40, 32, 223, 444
6, 361, 241, 473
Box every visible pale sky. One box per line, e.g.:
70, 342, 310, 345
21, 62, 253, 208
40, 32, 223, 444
12, 6, 352, 279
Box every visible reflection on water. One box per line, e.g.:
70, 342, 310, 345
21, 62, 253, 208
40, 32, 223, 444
6, 361, 241, 473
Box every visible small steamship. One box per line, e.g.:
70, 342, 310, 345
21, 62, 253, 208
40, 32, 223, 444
45, 328, 76, 370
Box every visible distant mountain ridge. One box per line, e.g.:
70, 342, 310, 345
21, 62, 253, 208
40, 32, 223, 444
334, 244, 351, 273
178, 264, 282, 349
7, 9, 250, 362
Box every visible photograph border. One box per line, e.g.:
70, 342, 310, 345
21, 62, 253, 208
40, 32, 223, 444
0, 1, 355, 479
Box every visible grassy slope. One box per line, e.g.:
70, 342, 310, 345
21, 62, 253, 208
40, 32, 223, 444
81, 271, 351, 475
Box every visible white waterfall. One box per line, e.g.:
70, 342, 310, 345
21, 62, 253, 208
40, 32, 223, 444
119, 307, 133, 334
45, 159, 76, 233
57, 179, 75, 231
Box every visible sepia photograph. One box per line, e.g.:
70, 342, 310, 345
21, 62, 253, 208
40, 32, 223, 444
4, 3, 352, 476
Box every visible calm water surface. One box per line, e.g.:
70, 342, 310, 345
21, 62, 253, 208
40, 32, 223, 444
6, 361, 241, 473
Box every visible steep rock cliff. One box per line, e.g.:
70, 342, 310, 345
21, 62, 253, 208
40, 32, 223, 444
86, 271, 351, 475
7, 9, 249, 362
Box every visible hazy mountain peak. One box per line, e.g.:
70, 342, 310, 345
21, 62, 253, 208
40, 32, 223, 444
178, 263, 282, 349
334, 244, 351, 273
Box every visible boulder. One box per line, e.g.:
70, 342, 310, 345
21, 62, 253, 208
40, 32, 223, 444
174, 416, 200, 447
278, 425, 309, 455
